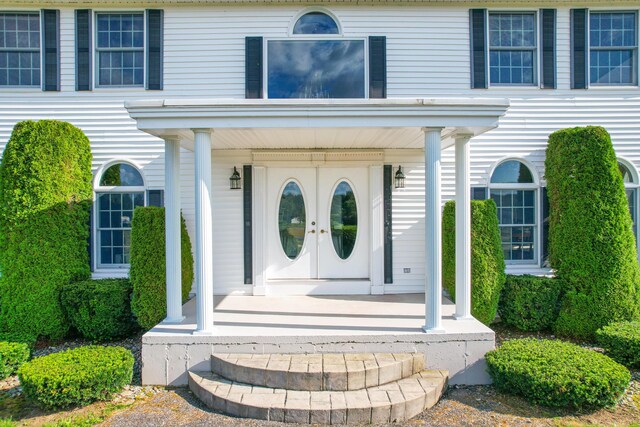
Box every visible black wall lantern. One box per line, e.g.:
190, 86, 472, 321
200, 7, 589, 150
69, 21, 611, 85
230, 166, 241, 190
395, 165, 406, 189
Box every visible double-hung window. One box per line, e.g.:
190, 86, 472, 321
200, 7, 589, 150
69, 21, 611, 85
590, 12, 638, 85
0, 13, 40, 87
96, 13, 144, 87
489, 12, 537, 85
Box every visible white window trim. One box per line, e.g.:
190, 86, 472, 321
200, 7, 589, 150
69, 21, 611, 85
488, 158, 540, 266
92, 160, 147, 271
486, 10, 540, 88
93, 10, 146, 89
288, 8, 343, 36
0, 10, 43, 90
587, 10, 639, 87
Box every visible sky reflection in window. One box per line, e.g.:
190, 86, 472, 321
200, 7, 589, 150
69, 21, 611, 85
268, 40, 365, 99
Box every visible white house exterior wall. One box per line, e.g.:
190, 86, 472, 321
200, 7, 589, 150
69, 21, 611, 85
0, 4, 639, 292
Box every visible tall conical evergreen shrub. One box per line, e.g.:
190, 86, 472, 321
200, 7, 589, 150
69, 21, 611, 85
0, 120, 93, 339
546, 126, 640, 339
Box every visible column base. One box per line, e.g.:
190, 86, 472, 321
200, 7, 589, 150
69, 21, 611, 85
454, 314, 474, 321
192, 328, 215, 336
422, 325, 446, 334
162, 315, 186, 324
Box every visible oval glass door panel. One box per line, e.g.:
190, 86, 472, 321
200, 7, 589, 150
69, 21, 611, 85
278, 181, 307, 260
330, 181, 358, 260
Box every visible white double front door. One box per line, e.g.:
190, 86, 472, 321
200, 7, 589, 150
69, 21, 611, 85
266, 167, 369, 281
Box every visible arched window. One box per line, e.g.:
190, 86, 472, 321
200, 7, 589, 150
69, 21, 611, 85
489, 160, 538, 263
95, 162, 145, 268
619, 160, 639, 245
293, 12, 339, 35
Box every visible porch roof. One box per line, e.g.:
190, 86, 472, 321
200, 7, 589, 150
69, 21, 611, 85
125, 98, 509, 150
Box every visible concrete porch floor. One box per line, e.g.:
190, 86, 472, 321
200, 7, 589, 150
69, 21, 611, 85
142, 294, 495, 387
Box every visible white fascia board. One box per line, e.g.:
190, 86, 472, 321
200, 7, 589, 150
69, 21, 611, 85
7, 0, 639, 5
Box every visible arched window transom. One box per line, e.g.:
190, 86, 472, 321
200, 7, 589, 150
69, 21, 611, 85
489, 160, 537, 264
293, 12, 339, 35
95, 162, 145, 268
619, 162, 635, 184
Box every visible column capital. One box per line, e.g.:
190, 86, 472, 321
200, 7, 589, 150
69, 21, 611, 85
452, 132, 474, 143
421, 127, 444, 134
191, 128, 213, 135
162, 134, 182, 144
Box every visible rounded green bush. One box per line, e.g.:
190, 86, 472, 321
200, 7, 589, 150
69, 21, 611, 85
0, 120, 93, 339
498, 275, 563, 331
130, 207, 194, 330
486, 338, 630, 409
443, 199, 506, 325
596, 321, 640, 368
18, 346, 133, 409
61, 279, 136, 341
545, 126, 640, 339
0, 341, 30, 380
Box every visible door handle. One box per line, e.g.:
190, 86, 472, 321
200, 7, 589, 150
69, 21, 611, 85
308, 229, 316, 234
320, 229, 327, 234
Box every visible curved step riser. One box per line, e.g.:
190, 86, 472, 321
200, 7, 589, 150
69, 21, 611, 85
211, 353, 424, 391
188, 370, 447, 425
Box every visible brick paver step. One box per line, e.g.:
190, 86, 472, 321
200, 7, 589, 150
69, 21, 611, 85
210, 353, 424, 391
188, 369, 448, 424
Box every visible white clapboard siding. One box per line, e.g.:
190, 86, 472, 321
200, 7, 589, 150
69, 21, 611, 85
0, 4, 639, 293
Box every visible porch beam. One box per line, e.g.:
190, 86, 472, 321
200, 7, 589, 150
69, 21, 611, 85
423, 127, 444, 333
193, 128, 215, 335
163, 136, 184, 324
455, 133, 474, 320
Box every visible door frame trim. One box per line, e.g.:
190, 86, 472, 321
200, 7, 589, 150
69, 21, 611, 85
253, 155, 385, 296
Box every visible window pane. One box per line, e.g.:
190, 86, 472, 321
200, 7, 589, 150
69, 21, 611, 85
491, 189, 537, 262
491, 160, 535, 183
96, 13, 144, 87
97, 191, 144, 266
488, 13, 536, 85
330, 181, 358, 260
100, 163, 144, 186
268, 40, 365, 99
490, 13, 536, 48
293, 12, 339, 35
278, 181, 306, 260
590, 12, 637, 85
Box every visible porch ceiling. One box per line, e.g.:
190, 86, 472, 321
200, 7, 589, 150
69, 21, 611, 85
125, 98, 509, 150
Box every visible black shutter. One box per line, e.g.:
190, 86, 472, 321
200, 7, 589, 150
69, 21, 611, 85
571, 9, 588, 89
369, 36, 386, 99
75, 9, 92, 91
42, 10, 60, 91
540, 9, 557, 89
383, 165, 393, 284
88, 205, 94, 272
146, 189, 164, 207
470, 9, 488, 89
245, 37, 263, 99
146, 10, 163, 90
541, 187, 550, 267
471, 187, 488, 200
243, 165, 253, 285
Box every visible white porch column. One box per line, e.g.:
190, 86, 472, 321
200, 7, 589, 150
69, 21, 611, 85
193, 129, 214, 335
163, 136, 184, 323
423, 127, 444, 332
455, 134, 474, 320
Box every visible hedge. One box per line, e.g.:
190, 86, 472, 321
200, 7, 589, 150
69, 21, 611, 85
442, 199, 506, 325
0, 120, 93, 340
0, 341, 30, 380
19, 346, 133, 409
486, 339, 630, 408
545, 126, 640, 339
61, 279, 136, 341
130, 207, 194, 330
498, 275, 563, 331
0, 332, 37, 350
596, 321, 640, 368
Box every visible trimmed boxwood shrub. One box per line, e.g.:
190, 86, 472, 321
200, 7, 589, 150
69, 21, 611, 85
0, 332, 37, 350
0, 120, 93, 339
0, 341, 30, 380
546, 126, 640, 340
596, 321, 640, 368
18, 346, 133, 409
130, 207, 194, 330
442, 199, 506, 325
61, 279, 136, 341
498, 275, 563, 331
486, 338, 630, 408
